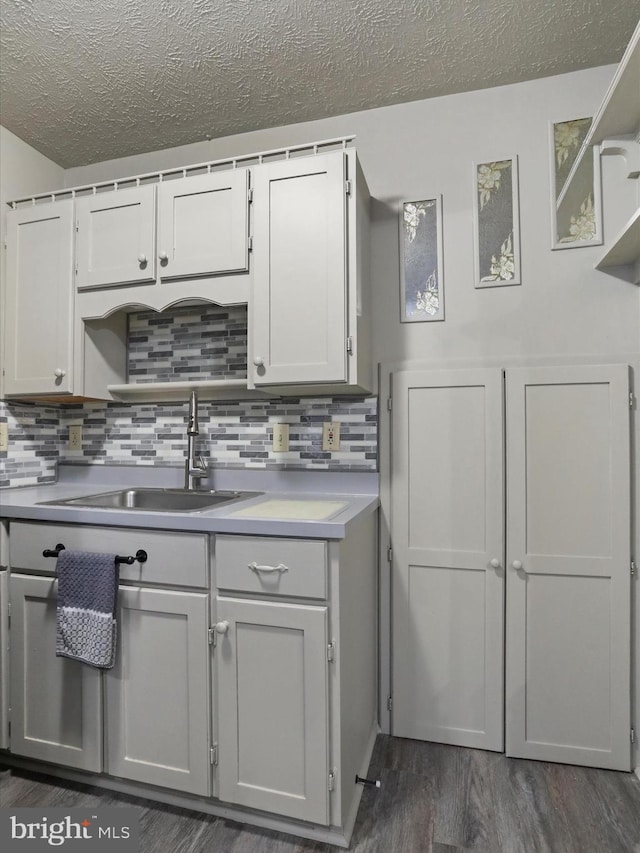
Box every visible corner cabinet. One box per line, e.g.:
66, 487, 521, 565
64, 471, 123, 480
4, 199, 75, 396
250, 149, 371, 394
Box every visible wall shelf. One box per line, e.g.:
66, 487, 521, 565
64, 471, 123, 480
595, 209, 640, 283
556, 22, 640, 211
556, 21, 640, 284
107, 379, 276, 403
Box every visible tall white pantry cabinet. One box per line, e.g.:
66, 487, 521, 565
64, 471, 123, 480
388, 364, 633, 771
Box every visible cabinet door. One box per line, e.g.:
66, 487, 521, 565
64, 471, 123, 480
76, 185, 156, 289
216, 597, 329, 824
505, 365, 631, 770
251, 152, 348, 385
157, 170, 249, 279
105, 586, 210, 795
9, 574, 102, 771
391, 369, 505, 751
0, 570, 8, 751
4, 200, 74, 395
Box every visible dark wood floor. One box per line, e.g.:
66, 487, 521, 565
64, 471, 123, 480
2, 736, 640, 852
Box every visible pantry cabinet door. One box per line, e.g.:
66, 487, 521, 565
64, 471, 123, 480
157, 170, 249, 279
251, 152, 347, 385
76, 185, 156, 289
391, 368, 505, 751
216, 597, 329, 824
9, 573, 102, 771
105, 586, 210, 795
4, 200, 74, 395
505, 365, 631, 770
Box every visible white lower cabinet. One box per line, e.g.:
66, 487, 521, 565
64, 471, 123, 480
216, 597, 329, 824
9, 573, 103, 771
105, 586, 210, 795
4, 515, 378, 845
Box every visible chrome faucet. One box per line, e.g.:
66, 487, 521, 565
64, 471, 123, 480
184, 390, 208, 490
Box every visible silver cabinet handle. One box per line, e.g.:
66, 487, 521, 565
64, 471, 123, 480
511, 560, 523, 571
489, 558, 501, 569
248, 562, 288, 574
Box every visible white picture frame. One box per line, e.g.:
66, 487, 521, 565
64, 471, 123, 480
473, 156, 521, 288
549, 117, 603, 250
399, 195, 444, 322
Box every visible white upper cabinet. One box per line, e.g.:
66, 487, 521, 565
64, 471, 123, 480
251, 152, 351, 387
4, 199, 75, 396
75, 168, 250, 313
76, 185, 157, 289
157, 170, 249, 279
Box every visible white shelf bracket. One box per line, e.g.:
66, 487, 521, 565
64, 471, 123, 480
600, 137, 640, 180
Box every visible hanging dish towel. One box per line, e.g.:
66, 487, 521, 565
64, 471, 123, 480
55, 549, 119, 669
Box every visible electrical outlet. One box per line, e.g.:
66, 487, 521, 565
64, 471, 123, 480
272, 423, 290, 452
322, 421, 341, 452
68, 424, 83, 451
0, 423, 8, 452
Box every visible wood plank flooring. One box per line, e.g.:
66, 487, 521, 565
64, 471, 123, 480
2, 736, 639, 852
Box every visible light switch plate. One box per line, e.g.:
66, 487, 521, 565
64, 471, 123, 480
322, 421, 341, 452
0, 423, 8, 452
272, 423, 289, 452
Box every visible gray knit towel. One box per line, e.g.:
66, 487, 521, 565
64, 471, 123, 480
55, 549, 119, 669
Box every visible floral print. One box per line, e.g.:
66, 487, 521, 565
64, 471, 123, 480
554, 118, 591, 170
559, 193, 597, 243
477, 161, 510, 210
415, 270, 439, 315
481, 233, 515, 282
404, 201, 431, 242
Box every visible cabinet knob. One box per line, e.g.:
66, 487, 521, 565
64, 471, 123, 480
214, 620, 230, 635
253, 356, 264, 367
158, 251, 169, 261
54, 368, 66, 379
137, 253, 147, 264
489, 558, 501, 569
511, 560, 523, 571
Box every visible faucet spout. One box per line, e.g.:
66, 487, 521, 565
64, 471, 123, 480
184, 390, 208, 490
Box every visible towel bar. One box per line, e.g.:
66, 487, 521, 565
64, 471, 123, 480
43, 544, 148, 564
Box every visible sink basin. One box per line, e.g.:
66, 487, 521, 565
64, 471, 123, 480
40, 488, 262, 513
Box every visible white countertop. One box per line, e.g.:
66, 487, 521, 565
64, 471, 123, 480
0, 465, 379, 540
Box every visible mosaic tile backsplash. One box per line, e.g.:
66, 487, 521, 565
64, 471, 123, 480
0, 305, 377, 487
128, 304, 248, 382
0, 397, 377, 488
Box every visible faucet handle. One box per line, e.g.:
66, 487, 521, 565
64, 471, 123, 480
197, 455, 207, 471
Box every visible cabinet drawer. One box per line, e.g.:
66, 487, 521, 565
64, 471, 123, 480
216, 535, 327, 599
9, 522, 208, 588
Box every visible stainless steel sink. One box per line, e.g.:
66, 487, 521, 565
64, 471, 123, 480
40, 488, 262, 513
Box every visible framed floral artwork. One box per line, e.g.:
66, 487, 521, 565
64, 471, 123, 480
473, 157, 521, 288
550, 117, 603, 249
399, 196, 444, 322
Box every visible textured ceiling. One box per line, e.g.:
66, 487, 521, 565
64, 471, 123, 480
1, 0, 639, 168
